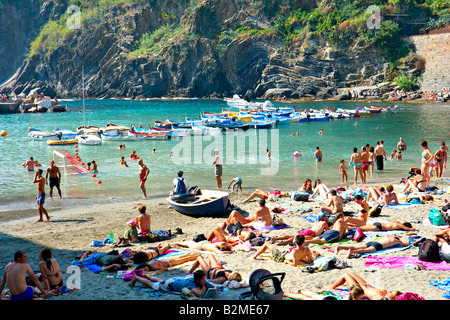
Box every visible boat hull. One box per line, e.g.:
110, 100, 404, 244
167, 190, 230, 217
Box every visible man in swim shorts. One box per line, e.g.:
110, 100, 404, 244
304, 214, 348, 245
24, 157, 42, 171
314, 147, 323, 163
0, 251, 49, 300
213, 149, 223, 189
359, 221, 415, 232
34, 169, 50, 222
45, 160, 62, 199
336, 235, 410, 258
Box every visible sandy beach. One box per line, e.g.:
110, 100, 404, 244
1, 177, 450, 302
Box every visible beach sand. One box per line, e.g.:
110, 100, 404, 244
1, 179, 450, 301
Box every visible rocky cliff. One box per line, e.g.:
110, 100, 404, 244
0, 0, 442, 99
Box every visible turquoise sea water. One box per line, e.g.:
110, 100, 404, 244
0, 99, 449, 214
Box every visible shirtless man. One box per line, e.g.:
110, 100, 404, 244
271, 213, 329, 245
314, 147, 323, 163
45, 160, 62, 199
360, 146, 370, 184
304, 214, 348, 245
344, 195, 369, 227
320, 189, 344, 216
224, 199, 273, 229
397, 137, 407, 152
34, 169, 50, 222
359, 221, 415, 232
253, 235, 319, 267
374, 141, 386, 170
138, 159, 150, 198
336, 235, 410, 258
0, 251, 49, 300
24, 157, 41, 171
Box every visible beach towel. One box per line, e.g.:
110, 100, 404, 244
382, 202, 418, 210
365, 256, 450, 271
250, 221, 287, 232
359, 244, 413, 257
429, 277, 450, 299
362, 230, 409, 242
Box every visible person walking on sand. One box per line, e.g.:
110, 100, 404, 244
420, 140, 433, 188
138, 159, 149, 198
349, 147, 363, 186
213, 149, 223, 189
34, 169, 50, 222
45, 160, 62, 199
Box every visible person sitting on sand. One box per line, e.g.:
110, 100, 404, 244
310, 179, 332, 200
298, 179, 313, 194
320, 189, 344, 215
304, 214, 348, 245
358, 221, 415, 232
134, 253, 199, 272
335, 235, 410, 258
0, 250, 49, 300
228, 177, 243, 193
328, 271, 412, 300
344, 195, 369, 228
175, 240, 234, 254
115, 220, 139, 247
78, 251, 132, 272
403, 169, 427, 193
188, 253, 242, 285
270, 213, 330, 245
224, 199, 273, 229
130, 270, 216, 298
367, 185, 398, 206
135, 204, 151, 236
253, 235, 319, 267
37, 248, 63, 291
241, 189, 290, 203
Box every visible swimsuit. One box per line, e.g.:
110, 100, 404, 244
298, 229, 316, 237
316, 156, 322, 161
318, 230, 340, 243
366, 241, 383, 251
49, 177, 59, 188
10, 286, 34, 300
236, 178, 242, 184
373, 222, 383, 231
36, 192, 45, 205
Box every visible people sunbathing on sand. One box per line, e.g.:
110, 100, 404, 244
241, 189, 290, 203
335, 235, 410, 258
134, 253, 199, 272
175, 240, 234, 254
188, 253, 242, 285
253, 235, 320, 267
343, 195, 369, 228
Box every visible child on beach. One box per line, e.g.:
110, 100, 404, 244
120, 157, 129, 167
228, 177, 243, 193
390, 150, 397, 160
339, 159, 348, 184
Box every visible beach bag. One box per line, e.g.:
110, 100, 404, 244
429, 208, 445, 226
418, 239, 441, 263
293, 193, 309, 202
369, 205, 382, 218
313, 256, 337, 271
193, 234, 207, 242
174, 177, 186, 195
272, 214, 284, 226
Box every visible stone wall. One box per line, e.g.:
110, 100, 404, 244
407, 33, 450, 92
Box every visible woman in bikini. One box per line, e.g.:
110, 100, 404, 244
188, 253, 242, 284
435, 145, 447, 178
38, 248, 64, 291
135, 253, 199, 272
349, 147, 363, 186
298, 179, 313, 194
175, 240, 234, 254
420, 140, 433, 188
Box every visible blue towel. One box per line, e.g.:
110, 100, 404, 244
429, 277, 450, 299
